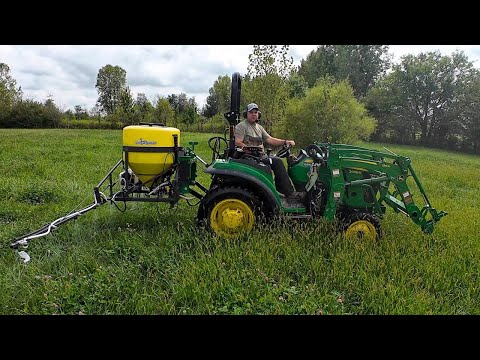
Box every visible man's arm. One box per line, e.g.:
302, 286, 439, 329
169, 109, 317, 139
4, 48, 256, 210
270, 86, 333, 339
235, 135, 247, 149
235, 126, 247, 149
265, 136, 296, 147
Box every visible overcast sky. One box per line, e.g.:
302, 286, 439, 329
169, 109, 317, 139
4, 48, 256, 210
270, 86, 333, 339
1, 45, 480, 112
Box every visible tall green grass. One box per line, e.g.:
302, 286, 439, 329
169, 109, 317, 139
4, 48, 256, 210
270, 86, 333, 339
1, 129, 479, 314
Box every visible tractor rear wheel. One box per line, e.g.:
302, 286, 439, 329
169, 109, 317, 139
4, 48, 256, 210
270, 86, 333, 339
341, 211, 382, 242
198, 186, 260, 239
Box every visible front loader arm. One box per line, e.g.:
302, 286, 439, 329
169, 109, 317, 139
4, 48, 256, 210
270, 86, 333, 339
383, 161, 447, 234
319, 143, 447, 234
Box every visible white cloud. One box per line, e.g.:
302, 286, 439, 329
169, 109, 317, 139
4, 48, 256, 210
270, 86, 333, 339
1, 45, 479, 112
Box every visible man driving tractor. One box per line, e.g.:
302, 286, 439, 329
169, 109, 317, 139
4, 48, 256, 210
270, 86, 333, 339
234, 102, 301, 198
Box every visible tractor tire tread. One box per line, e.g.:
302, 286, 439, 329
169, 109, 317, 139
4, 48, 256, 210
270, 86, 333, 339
340, 211, 383, 240
197, 185, 261, 227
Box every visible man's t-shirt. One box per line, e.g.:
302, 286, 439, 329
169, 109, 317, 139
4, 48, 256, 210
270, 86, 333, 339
235, 120, 270, 152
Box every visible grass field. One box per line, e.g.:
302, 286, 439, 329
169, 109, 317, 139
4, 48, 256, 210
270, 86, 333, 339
1, 128, 479, 315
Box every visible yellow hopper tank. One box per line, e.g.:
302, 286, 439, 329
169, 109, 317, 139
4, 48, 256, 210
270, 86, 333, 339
122, 124, 180, 186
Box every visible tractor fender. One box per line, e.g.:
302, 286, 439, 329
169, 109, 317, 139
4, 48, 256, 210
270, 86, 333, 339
204, 168, 279, 215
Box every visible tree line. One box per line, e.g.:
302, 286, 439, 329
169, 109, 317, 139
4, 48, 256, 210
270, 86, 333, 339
1, 45, 479, 154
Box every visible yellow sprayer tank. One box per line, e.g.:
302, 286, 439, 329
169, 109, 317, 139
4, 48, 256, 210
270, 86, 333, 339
122, 124, 180, 186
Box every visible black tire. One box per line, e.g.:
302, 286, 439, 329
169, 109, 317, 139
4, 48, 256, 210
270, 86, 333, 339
340, 211, 382, 242
197, 185, 261, 238
305, 144, 326, 159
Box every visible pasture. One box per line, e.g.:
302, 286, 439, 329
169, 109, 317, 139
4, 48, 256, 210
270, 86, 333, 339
0, 129, 479, 314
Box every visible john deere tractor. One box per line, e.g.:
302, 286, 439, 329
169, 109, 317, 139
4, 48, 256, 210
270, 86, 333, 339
10, 72, 446, 255
195, 72, 447, 239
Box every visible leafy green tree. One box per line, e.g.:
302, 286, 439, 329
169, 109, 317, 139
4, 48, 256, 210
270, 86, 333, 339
364, 75, 415, 144
286, 72, 308, 98
3, 99, 61, 128
366, 50, 476, 147
43, 97, 62, 127
298, 45, 391, 98
167, 93, 199, 125
135, 93, 152, 113
203, 75, 231, 118
64, 109, 75, 121
297, 46, 337, 87
208, 75, 231, 117
95, 65, 128, 115
0, 63, 22, 110
117, 85, 136, 125
202, 87, 218, 118
336, 45, 391, 99
89, 104, 102, 118
180, 97, 199, 125
167, 93, 188, 114
74, 105, 88, 119
167, 93, 185, 125
181, 104, 198, 125
244, 45, 294, 134
153, 95, 175, 126
89, 104, 103, 126
134, 93, 154, 123
453, 73, 480, 153
248, 45, 293, 79
280, 78, 377, 148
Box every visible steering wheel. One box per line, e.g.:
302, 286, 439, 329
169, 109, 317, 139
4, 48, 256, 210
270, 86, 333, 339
208, 136, 228, 164
275, 144, 292, 158
305, 144, 327, 162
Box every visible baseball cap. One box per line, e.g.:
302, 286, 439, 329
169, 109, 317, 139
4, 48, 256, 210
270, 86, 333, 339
246, 103, 259, 112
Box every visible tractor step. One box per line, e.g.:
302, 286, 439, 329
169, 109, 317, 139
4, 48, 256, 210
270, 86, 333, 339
285, 214, 313, 219
279, 195, 306, 209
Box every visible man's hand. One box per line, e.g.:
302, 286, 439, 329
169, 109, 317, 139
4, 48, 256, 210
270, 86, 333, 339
286, 140, 295, 147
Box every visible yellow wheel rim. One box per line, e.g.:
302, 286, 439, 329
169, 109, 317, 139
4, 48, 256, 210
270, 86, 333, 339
210, 198, 255, 238
345, 220, 377, 241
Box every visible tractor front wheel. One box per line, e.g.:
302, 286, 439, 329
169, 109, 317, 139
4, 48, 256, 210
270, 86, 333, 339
198, 186, 260, 239
341, 211, 382, 242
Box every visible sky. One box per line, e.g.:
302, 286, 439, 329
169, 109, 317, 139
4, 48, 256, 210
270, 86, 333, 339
1, 45, 480, 112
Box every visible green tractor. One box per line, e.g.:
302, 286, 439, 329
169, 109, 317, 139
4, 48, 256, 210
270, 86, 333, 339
196, 72, 447, 239
10, 72, 447, 257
